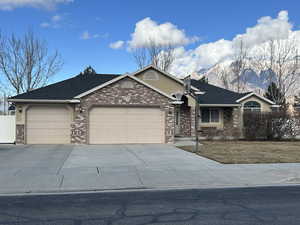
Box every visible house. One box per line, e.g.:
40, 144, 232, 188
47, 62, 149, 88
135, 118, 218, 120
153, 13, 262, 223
8, 65, 276, 144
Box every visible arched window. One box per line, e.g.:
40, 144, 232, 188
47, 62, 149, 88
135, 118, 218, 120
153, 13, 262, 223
244, 101, 261, 112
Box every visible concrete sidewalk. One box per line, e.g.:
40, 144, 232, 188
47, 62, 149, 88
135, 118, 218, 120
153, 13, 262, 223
0, 144, 300, 195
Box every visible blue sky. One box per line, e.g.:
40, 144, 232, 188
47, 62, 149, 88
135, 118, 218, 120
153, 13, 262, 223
0, 0, 300, 82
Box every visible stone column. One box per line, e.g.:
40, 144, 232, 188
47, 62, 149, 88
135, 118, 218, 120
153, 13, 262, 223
16, 124, 25, 144
165, 105, 175, 144
71, 104, 88, 144
232, 107, 242, 138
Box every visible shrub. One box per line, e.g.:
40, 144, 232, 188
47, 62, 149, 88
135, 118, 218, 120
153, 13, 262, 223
243, 111, 300, 141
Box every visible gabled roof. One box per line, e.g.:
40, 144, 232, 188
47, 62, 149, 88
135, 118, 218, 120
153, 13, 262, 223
9, 66, 274, 106
9, 73, 119, 101
9, 71, 176, 102
132, 65, 199, 91
236, 92, 276, 105
75, 74, 176, 100
191, 79, 249, 105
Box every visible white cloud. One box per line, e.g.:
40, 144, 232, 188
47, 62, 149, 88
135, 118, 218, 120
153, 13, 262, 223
80, 31, 108, 40
109, 40, 124, 49
40, 22, 50, 28
40, 14, 64, 28
51, 14, 62, 22
127, 17, 199, 49
80, 31, 91, 40
169, 10, 296, 76
233, 10, 291, 48
0, 0, 73, 11
170, 40, 234, 76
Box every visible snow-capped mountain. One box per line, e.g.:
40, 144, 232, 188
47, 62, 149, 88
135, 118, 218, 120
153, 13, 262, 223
194, 60, 300, 97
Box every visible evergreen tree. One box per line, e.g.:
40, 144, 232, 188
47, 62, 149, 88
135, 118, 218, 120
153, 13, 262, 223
199, 76, 208, 83
82, 66, 96, 75
264, 82, 285, 105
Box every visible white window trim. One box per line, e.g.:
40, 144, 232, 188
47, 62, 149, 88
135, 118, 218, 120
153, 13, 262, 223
201, 108, 221, 124
243, 101, 262, 112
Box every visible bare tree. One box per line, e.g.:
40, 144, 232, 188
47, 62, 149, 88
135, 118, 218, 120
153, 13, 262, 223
0, 31, 63, 95
213, 40, 249, 93
133, 48, 148, 70
132, 39, 175, 72
231, 40, 249, 93
213, 64, 233, 90
250, 38, 300, 105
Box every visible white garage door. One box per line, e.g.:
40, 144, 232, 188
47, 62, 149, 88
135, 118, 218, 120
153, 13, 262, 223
26, 105, 71, 144
89, 107, 165, 144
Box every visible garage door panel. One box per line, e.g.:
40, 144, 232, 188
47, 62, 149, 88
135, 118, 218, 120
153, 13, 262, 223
89, 107, 165, 144
27, 123, 70, 129
26, 106, 71, 144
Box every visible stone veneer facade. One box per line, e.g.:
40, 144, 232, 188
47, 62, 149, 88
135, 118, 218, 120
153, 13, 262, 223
179, 104, 192, 136
71, 77, 175, 144
16, 124, 25, 144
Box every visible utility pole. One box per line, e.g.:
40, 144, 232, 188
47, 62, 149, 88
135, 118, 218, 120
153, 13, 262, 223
183, 75, 204, 153
195, 100, 200, 153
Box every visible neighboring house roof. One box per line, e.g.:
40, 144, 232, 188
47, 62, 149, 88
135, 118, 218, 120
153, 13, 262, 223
191, 79, 249, 105
8, 105, 15, 111
9, 73, 120, 101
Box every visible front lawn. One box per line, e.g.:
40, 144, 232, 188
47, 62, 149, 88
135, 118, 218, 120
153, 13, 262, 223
179, 141, 300, 164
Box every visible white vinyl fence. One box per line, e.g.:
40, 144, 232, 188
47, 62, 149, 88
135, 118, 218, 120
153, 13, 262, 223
0, 115, 15, 143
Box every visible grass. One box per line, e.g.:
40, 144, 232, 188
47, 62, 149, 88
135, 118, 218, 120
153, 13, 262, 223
178, 141, 300, 164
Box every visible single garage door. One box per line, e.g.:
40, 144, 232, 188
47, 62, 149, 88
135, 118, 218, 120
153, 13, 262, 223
26, 105, 71, 144
89, 107, 165, 144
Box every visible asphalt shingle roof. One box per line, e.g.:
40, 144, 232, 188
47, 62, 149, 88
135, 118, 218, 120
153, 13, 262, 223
11, 72, 250, 105
191, 79, 250, 105
11, 73, 120, 100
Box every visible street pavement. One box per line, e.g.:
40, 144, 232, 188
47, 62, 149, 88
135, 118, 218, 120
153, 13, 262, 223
1, 186, 300, 224
0, 144, 300, 194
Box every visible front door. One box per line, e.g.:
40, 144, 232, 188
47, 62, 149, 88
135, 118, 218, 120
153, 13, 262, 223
175, 108, 181, 136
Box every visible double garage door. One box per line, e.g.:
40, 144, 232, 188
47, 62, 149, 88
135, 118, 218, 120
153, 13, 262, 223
89, 107, 165, 144
26, 106, 165, 144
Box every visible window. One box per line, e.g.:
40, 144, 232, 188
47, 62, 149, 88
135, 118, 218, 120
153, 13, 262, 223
244, 101, 261, 112
201, 109, 220, 123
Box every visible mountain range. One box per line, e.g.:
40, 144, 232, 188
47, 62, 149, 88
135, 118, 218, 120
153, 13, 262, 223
195, 60, 300, 99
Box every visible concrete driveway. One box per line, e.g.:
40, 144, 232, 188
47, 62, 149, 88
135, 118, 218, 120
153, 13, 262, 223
1, 144, 300, 194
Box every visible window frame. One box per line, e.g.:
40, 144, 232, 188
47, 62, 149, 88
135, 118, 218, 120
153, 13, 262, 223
243, 101, 261, 112
201, 108, 220, 123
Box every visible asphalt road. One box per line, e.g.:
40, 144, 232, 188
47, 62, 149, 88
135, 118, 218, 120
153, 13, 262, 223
1, 186, 300, 225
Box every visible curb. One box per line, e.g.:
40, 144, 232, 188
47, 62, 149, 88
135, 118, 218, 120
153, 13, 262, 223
0, 182, 300, 197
